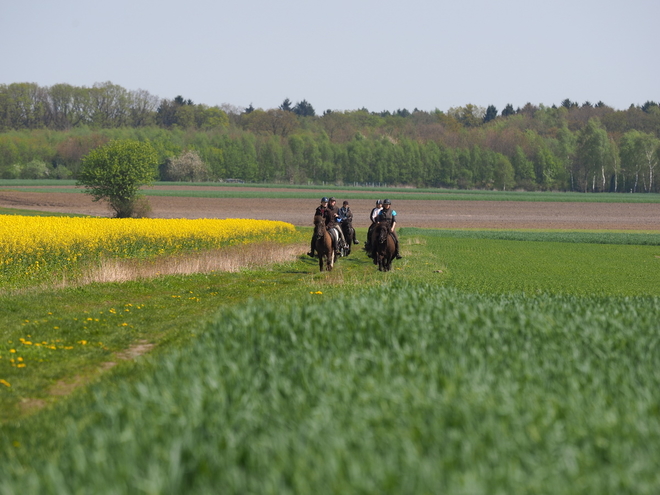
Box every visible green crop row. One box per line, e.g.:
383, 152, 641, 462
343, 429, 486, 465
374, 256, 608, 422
3, 179, 660, 203
417, 235, 660, 296
2, 284, 659, 494
401, 227, 660, 246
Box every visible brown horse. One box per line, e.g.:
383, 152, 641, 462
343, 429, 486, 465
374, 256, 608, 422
374, 222, 396, 272
313, 215, 335, 271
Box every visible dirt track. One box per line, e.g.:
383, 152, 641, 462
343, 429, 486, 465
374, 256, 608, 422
1, 187, 659, 231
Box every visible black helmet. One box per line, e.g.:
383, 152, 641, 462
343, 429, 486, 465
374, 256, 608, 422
329, 197, 336, 202
321, 197, 329, 203
343, 200, 349, 205
376, 199, 383, 205
383, 199, 391, 205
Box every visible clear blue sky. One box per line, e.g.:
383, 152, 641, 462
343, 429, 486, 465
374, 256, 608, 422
2, 0, 657, 113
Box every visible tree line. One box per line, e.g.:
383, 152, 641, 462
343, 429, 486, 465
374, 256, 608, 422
1, 82, 659, 192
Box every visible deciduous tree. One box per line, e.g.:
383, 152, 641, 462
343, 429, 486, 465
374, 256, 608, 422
78, 140, 159, 217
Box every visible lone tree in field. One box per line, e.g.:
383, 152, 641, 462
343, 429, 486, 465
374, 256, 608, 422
78, 139, 159, 218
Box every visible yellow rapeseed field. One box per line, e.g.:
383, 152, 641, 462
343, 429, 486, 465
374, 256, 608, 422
0, 215, 296, 285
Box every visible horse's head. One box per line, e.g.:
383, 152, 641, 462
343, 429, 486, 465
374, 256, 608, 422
314, 215, 326, 238
376, 222, 389, 244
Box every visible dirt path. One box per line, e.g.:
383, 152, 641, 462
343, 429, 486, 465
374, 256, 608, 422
1, 189, 659, 230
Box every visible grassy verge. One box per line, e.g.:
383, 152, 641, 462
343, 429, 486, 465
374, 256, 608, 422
3, 227, 660, 422
2, 225, 660, 492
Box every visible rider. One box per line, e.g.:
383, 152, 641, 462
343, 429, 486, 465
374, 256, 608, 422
365, 199, 383, 254
338, 200, 360, 244
327, 197, 347, 254
372, 198, 402, 260
307, 197, 331, 257
370, 199, 383, 223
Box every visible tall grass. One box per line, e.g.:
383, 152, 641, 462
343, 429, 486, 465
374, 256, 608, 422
2, 284, 660, 494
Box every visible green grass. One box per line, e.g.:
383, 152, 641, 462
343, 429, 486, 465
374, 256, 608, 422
0, 206, 88, 217
401, 227, 660, 245
2, 179, 660, 202
2, 285, 660, 493
2, 226, 660, 493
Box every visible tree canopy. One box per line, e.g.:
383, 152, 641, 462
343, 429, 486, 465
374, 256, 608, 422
77, 139, 159, 217
2, 81, 660, 192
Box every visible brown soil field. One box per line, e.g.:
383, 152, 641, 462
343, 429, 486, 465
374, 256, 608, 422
1, 186, 659, 231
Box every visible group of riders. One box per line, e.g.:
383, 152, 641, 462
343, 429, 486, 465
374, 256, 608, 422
307, 196, 402, 261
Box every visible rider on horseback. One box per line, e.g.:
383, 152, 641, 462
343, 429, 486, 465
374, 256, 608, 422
307, 197, 330, 257
365, 199, 383, 254
371, 199, 402, 260
327, 197, 348, 255
338, 200, 359, 245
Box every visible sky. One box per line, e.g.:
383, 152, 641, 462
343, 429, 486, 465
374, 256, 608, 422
1, 0, 658, 114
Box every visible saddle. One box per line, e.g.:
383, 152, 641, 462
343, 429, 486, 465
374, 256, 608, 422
328, 227, 346, 253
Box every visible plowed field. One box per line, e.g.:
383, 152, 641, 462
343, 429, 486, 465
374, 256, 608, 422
1, 186, 659, 230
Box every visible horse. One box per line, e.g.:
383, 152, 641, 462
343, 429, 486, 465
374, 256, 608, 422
313, 215, 335, 271
374, 222, 396, 272
339, 218, 355, 256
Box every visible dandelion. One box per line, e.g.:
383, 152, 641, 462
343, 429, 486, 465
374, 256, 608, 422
0, 379, 10, 387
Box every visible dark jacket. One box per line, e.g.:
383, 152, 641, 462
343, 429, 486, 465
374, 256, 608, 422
338, 206, 353, 223
377, 208, 396, 228
326, 205, 339, 228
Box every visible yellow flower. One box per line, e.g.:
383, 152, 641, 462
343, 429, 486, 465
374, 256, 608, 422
0, 379, 10, 387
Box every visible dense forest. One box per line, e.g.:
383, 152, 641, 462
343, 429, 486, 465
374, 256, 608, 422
1, 81, 659, 192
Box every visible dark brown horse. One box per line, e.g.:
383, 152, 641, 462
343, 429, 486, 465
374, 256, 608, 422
340, 218, 354, 256
374, 222, 396, 272
313, 215, 335, 271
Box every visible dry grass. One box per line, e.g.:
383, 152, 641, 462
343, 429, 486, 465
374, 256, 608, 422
80, 241, 308, 284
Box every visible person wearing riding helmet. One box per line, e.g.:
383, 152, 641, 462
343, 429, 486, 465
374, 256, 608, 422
326, 197, 347, 254
373, 199, 402, 259
370, 199, 383, 223
365, 199, 383, 254
308, 197, 330, 257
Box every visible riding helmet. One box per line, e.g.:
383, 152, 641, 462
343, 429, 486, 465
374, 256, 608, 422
383, 199, 391, 205
321, 197, 329, 203
376, 199, 383, 205
329, 197, 336, 202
